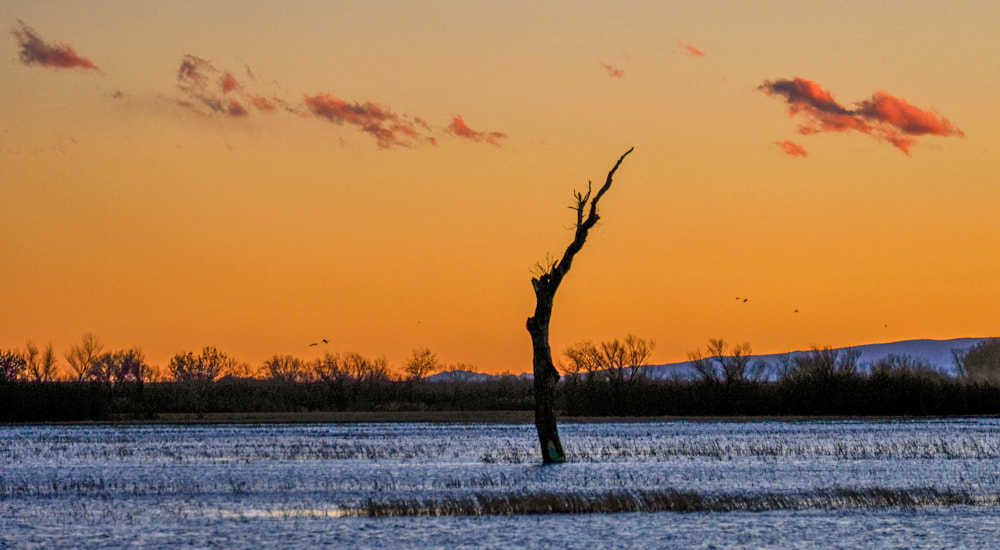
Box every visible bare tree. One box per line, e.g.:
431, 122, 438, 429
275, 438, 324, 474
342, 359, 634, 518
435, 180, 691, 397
561, 340, 601, 382
23, 341, 58, 382
619, 334, 656, 381
312, 352, 350, 382
404, 347, 439, 380
527, 148, 633, 463
562, 334, 655, 382
262, 354, 309, 382
688, 338, 753, 384
65, 333, 104, 382
168, 346, 237, 381
343, 352, 393, 382
87, 348, 149, 385
43, 345, 58, 381
781, 346, 860, 382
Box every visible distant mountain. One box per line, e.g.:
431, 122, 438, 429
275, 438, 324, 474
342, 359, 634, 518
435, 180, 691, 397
639, 337, 990, 382
425, 338, 992, 383
424, 369, 519, 383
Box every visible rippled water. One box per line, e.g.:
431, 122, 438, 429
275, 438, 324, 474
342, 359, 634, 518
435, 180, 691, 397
3, 419, 1000, 548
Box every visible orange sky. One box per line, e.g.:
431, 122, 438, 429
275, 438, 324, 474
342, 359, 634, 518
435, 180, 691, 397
2, 1, 997, 375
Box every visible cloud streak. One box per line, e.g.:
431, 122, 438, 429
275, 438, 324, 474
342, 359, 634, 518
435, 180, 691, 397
676, 40, 705, 58
774, 140, 808, 158
303, 93, 433, 149
600, 62, 624, 79
447, 116, 507, 147
11, 20, 99, 71
759, 77, 964, 155
167, 54, 506, 149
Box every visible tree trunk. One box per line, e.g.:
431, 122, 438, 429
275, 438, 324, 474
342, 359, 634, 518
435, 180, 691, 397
527, 287, 565, 463
527, 147, 633, 464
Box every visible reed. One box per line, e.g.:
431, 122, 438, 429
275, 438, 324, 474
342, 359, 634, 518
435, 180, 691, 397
353, 487, 994, 517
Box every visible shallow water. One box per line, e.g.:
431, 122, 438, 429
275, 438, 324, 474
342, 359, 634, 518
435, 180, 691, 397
3, 419, 1000, 548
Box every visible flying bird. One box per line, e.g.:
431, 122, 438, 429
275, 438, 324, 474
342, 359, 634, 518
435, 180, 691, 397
309, 342, 318, 347
322, 338, 328, 344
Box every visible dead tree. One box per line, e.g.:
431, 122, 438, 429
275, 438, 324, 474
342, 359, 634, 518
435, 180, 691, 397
527, 147, 633, 463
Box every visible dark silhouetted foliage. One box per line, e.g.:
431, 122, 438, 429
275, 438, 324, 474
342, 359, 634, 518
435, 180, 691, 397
1, 348, 27, 382
956, 338, 1000, 381
168, 346, 238, 381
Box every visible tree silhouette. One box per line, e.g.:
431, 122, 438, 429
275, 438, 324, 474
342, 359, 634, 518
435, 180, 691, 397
404, 347, 439, 380
527, 147, 633, 463
687, 338, 754, 385
0, 349, 27, 382
562, 335, 655, 383
262, 354, 309, 382
24, 341, 58, 382
65, 333, 104, 382
168, 346, 237, 381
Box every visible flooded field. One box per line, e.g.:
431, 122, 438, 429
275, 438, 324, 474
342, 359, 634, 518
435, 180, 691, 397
3, 419, 1000, 548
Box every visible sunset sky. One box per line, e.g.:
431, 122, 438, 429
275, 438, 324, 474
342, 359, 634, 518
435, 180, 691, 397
2, 1, 997, 375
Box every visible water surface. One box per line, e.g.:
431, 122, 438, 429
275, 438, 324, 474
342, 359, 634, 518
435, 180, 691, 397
3, 419, 999, 548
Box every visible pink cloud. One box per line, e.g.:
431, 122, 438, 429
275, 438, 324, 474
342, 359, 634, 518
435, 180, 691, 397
303, 93, 430, 149
447, 116, 507, 147
11, 20, 99, 71
176, 55, 279, 118
774, 140, 808, 158
227, 99, 248, 117
676, 40, 705, 58
221, 72, 240, 94
759, 77, 964, 155
600, 62, 624, 79
165, 54, 504, 149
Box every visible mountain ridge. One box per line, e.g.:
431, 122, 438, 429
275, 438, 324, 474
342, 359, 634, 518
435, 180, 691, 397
424, 337, 993, 383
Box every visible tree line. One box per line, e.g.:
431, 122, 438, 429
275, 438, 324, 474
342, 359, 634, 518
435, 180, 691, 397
0, 333, 463, 384
2, 333, 999, 422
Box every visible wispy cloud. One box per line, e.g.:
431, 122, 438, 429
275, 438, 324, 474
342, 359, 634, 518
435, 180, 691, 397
447, 116, 506, 147
170, 54, 507, 148
11, 20, 99, 71
599, 62, 624, 79
175, 55, 295, 119
774, 140, 808, 158
676, 40, 705, 58
759, 77, 964, 155
303, 93, 432, 149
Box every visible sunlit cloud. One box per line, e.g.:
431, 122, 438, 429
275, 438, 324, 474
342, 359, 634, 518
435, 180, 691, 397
11, 20, 99, 71
759, 77, 964, 155
303, 93, 431, 149
227, 99, 248, 117
221, 72, 241, 94
166, 54, 504, 149
175, 55, 287, 119
248, 94, 283, 112
447, 115, 507, 147
676, 40, 705, 58
774, 140, 808, 158
600, 62, 624, 79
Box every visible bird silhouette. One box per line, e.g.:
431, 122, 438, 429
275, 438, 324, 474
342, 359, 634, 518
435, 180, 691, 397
309, 342, 318, 347
322, 338, 328, 344
743, 298, 748, 303
794, 309, 799, 313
